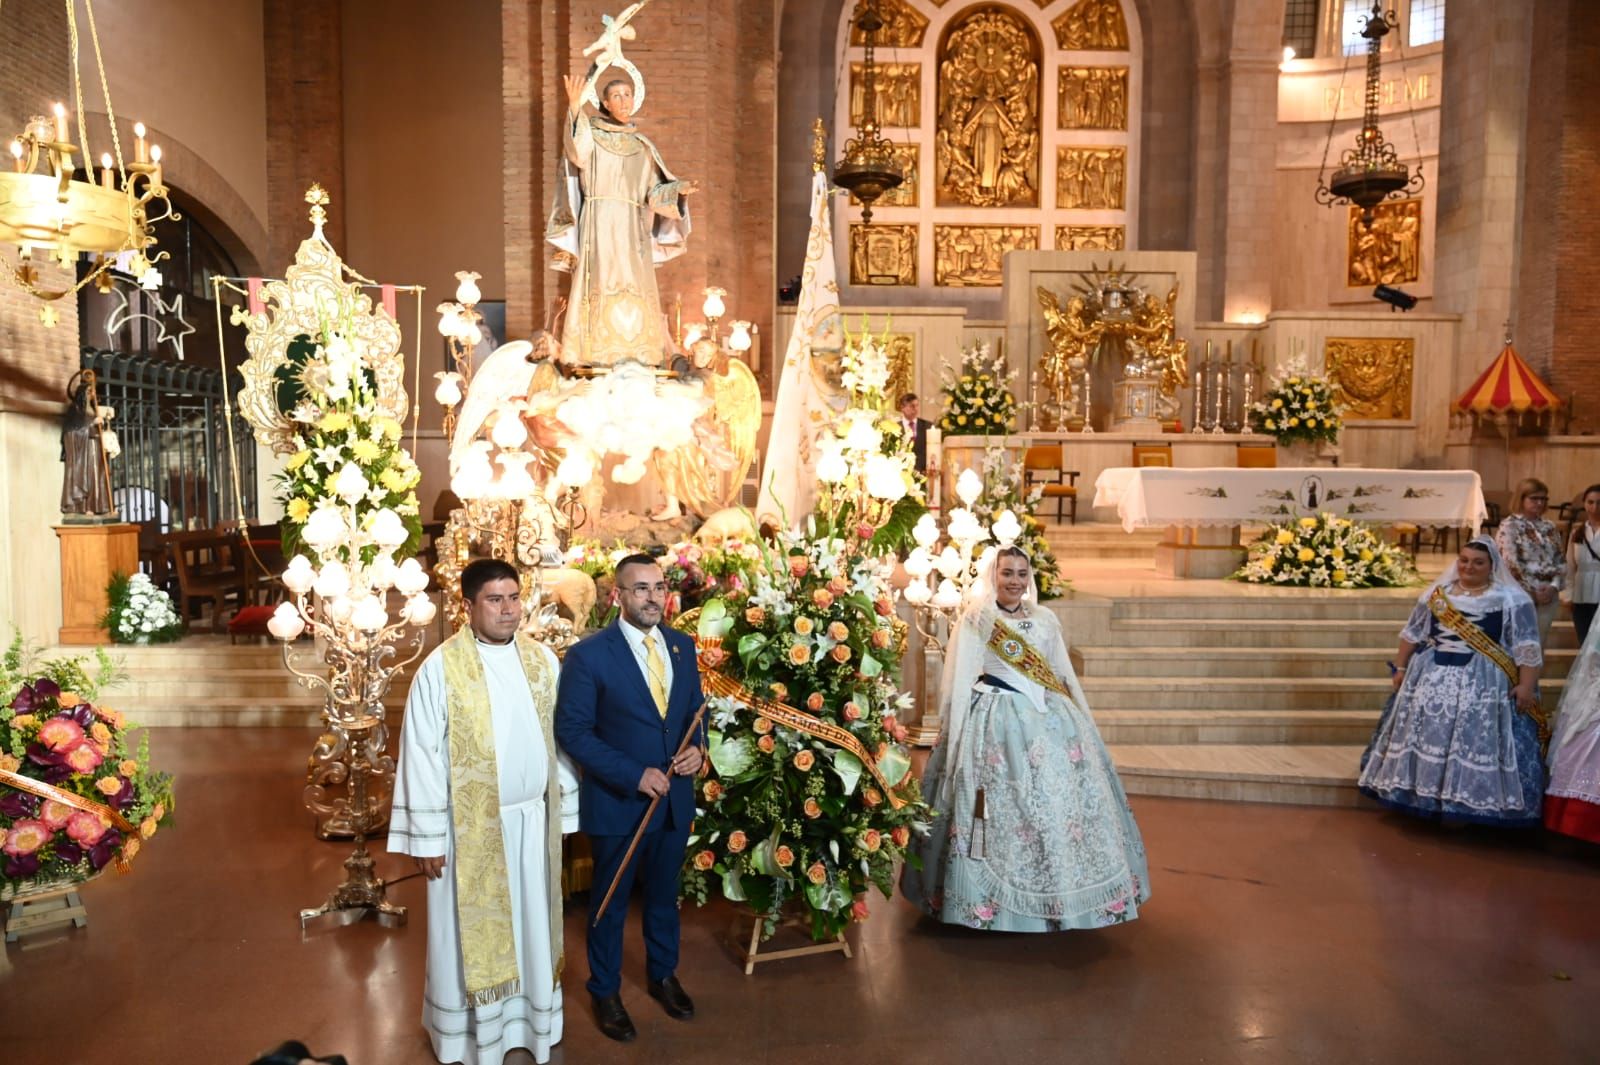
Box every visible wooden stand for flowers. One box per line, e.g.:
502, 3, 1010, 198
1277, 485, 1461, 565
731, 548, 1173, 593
732, 909, 851, 976
2, 873, 101, 942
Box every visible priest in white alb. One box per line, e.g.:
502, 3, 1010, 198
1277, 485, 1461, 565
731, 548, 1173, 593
389, 557, 580, 1065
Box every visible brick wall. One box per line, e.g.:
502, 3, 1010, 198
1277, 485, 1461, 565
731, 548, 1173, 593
1518, 0, 1600, 433
503, 0, 778, 387
0, 0, 79, 416
263, 0, 345, 270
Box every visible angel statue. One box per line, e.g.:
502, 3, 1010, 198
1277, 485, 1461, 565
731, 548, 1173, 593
546, 5, 698, 368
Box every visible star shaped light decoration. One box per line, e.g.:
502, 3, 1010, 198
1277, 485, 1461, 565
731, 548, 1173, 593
103, 284, 197, 361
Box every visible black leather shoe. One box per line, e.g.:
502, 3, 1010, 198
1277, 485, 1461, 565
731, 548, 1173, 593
647, 974, 695, 1020
594, 994, 636, 1042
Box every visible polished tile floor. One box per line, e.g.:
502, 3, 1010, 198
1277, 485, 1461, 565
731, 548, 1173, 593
3, 728, 1598, 1065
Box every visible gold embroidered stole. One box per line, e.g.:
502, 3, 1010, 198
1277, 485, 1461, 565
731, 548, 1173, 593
987, 618, 1075, 701
1425, 586, 1550, 747
440, 628, 564, 1006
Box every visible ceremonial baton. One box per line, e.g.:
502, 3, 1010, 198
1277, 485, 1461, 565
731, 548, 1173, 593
593, 698, 710, 925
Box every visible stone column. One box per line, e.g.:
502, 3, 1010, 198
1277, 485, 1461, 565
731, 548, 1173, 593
1432, 1, 1531, 400
0, 0, 77, 644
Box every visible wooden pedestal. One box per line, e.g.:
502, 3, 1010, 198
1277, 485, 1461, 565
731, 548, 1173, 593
54, 523, 140, 645
1154, 524, 1246, 580
734, 913, 852, 975
5, 883, 88, 942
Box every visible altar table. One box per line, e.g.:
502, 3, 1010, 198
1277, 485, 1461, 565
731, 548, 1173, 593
1093, 466, 1487, 578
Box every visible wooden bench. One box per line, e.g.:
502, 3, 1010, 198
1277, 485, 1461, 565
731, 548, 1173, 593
165, 530, 253, 632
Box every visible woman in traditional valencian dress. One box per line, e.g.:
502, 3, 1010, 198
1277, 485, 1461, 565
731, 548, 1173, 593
1496, 478, 1564, 643
1545, 599, 1600, 843
546, 71, 696, 367
1359, 538, 1548, 826
903, 546, 1149, 931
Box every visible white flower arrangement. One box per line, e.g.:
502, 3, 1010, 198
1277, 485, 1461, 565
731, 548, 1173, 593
103, 572, 184, 643
1234, 512, 1416, 588
1248, 355, 1343, 446
938, 342, 1017, 435
276, 300, 424, 566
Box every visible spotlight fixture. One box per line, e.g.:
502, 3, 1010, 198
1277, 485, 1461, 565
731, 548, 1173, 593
1373, 284, 1417, 312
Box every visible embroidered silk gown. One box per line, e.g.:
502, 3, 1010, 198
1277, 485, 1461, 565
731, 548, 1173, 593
1359, 586, 1545, 826
389, 638, 580, 1065
903, 607, 1149, 932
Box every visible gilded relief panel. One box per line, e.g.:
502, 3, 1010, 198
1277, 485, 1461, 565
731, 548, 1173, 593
1058, 67, 1129, 130
1347, 199, 1422, 287
934, 7, 1041, 207
849, 0, 928, 48
1055, 146, 1126, 209
1325, 337, 1415, 421
1053, 0, 1129, 51
1054, 224, 1125, 251
933, 224, 1039, 287
849, 143, 920, 208
851, 62, 922, 128
886, 333, 916, 401
850, 223, 918, 286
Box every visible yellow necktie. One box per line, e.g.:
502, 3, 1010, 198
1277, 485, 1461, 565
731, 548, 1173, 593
645, 633, 668, 718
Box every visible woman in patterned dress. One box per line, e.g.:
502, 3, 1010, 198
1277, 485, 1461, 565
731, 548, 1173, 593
1359, 538, 1547, 826
1545, 596, 1600, 842
1496, 478, 1564, 643
903, 546, 1149, 931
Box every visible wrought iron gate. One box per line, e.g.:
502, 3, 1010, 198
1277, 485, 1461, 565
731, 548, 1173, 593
81, 348, 258, 532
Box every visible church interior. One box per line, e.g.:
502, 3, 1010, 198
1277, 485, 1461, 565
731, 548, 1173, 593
2, 1, 1599, 1062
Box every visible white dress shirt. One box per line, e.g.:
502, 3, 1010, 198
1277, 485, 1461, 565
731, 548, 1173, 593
619, 619, 674, 698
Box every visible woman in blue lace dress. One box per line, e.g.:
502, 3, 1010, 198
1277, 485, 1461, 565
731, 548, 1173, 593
903, 546, 1149, 931
1359, 538, 1547, 826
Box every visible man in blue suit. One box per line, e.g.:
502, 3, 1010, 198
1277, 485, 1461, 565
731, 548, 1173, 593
555, 552, 705, 1043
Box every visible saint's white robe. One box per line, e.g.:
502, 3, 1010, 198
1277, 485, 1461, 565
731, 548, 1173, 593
389, 638, 580, 1065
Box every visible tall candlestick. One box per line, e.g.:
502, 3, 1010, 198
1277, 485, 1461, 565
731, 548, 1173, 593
1192, 340, 1211, 432
99, 152, 114, 189
134, 121, 148, 164
53, 103, 68, 144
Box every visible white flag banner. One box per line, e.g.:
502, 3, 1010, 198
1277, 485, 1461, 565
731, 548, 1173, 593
758, 170, 847, 529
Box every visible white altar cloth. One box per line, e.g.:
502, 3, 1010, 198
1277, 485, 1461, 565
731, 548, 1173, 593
1093, 467, 1487, 534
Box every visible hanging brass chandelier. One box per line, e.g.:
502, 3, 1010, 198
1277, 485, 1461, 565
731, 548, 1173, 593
0, 0, 176, 324
832, 0, 903, 225
1313, 2, 1423, 227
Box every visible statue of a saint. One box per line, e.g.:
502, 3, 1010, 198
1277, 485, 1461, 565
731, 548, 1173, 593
60, 369, 116, 520
545, 71, 697, 367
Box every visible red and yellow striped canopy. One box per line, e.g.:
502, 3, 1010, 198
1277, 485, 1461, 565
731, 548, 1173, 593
1453, 341, 1563, 416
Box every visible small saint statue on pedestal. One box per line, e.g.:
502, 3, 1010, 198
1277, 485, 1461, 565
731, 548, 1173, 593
59, 369, 119, 523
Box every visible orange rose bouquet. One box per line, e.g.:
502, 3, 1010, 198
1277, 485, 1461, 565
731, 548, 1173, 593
0, 635, 174, 895
677, 527, 929, 941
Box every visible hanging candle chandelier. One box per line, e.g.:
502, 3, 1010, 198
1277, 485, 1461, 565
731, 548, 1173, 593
1313, 2, 1423, 227
832, 0, 903, 225
0, 0, 176, 324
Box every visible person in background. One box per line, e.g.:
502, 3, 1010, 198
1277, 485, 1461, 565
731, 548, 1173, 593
898, 392, 931, 475
1565, 483, 1600, 647
1496, 478, 1564, 643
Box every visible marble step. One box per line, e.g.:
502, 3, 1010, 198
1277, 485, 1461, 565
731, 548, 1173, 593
1075, 645, 1578, 681
1079, 675, 1567, 712
123, 692, 414, 728
1109, 743, 1364, 807
1108, 618, 1403, 648
1109, 596, 1417, 622
1093, 710, 1377, 745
